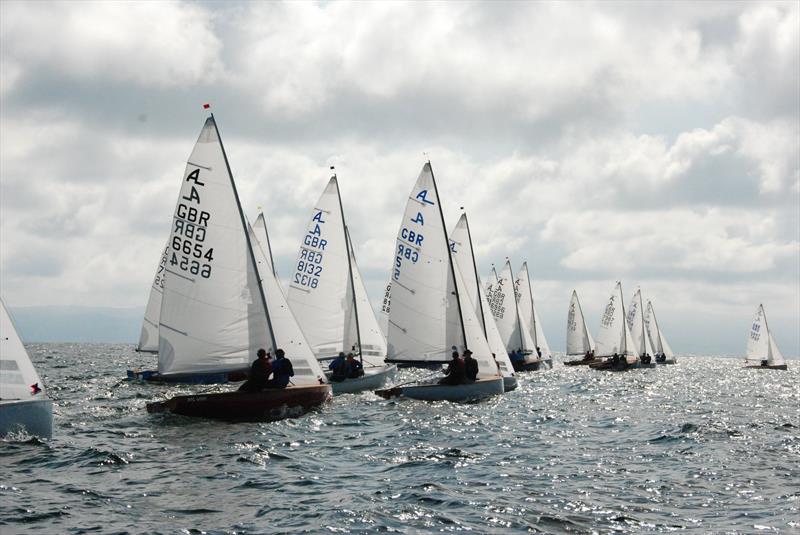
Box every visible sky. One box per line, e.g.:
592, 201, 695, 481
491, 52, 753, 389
0, 1, 798, 355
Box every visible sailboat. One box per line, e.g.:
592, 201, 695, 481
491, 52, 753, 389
449, 213, 517, 391
564, 290, 597, 365
487, 261, 540, 371
145, 114, 330, 419
286, 174, 396, 394
626, 288, 656, 368
515, 262, 553, 369
744, 304, 787, 370
378, 163, 504, 401
589, 282, 641, 371
0, 298, 53, 438
645, 300, 676, 364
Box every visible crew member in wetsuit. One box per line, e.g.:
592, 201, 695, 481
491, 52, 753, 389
239, 348, 272, 392
439, 352, 466, 385
345, 353, 364, 378
329, 352, 347, 382
266, 349, 294, 388
463, 349, 478, 381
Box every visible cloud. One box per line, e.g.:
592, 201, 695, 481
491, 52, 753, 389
0, 1, 223, 90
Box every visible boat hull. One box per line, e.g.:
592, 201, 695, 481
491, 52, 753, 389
656, 359, 677, 365
146, 384, 332, 421
564, 358, 599, 366
377, 377, 504, 402
0, 399, 53, 439
127, 368, 247, 385
502, 376, 518, 392
744, 364, 788, 370
590, 357, 647, 372
512, 358, 541, 372
330, 365, 397, 395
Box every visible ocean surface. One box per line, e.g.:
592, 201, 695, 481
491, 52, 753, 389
1, 344, 798, 534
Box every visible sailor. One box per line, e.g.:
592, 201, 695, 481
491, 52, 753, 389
329, 352, 347, 382
463, 349, 478, 381
584, 350, 592, 361
509, 348, 525, 363
611, 353, 620, 365
439, 351, 466, 385
239, 348, 272, 392
345, 353, 364, 378
266, 349, 294, 388
536, 346, 542, 359
761, 359, 769, 367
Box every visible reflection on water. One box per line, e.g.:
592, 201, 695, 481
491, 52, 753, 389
1, 344, 798, 533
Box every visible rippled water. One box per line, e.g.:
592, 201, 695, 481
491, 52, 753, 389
1, 344, 798, 534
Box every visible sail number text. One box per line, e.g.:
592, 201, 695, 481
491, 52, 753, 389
293, 210, 326, 289
170, 168, 214, 279
394, 190, 431, 281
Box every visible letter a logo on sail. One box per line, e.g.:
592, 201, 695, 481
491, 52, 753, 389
416, 190, 434, 205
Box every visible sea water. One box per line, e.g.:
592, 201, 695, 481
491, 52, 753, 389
1, 344, 798, 534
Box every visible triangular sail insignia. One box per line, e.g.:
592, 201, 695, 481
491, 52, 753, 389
137, 242, 169, 352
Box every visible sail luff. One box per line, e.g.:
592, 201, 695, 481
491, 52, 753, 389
334, 174, 363, 364
462, 214, 487, 335
210, 114, 277, 351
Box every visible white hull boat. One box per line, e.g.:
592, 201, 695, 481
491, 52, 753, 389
0, 399, 53, 439
329, 364, 397, 395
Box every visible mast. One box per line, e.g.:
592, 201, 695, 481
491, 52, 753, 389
618, 282, 628, 357
332, 169, 364, 366
638, 289, 647, 356
210, 113, 278, 351
524, 263, 538, 349
462, 211, 487, 335
429, 161, 469, 351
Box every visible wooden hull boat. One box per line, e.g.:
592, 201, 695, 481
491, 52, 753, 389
564, 357, 598, 366
127, 368, 247, 385
146, 384, 332, 421
744, 364, 787, 370
512, 358, 541, 372
375, 376, 504, 402
329, 365, 397, 394
503, 376, 518, 392
590, 356, 645, 372
0, 399, 53, 439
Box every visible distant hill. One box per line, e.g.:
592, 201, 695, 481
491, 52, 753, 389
8, 306, 143, 344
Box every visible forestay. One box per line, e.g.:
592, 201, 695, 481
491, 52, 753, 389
566, 290, 595, 355
158, 116, 270, 376
348, 230, 388, 367
1, 298, 45, 401
137, 243, 168, 353
449, 214, 514, 378
386, 163, 463, 363
746, 305, 785, 366
287, 178, 352, 359
595, 282, 637, 357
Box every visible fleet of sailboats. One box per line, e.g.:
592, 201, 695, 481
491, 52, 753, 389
9, 110, 791, 433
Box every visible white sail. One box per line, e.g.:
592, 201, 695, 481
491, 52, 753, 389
626, 289, 654, 357
386, 163, 463, 362
566, 290, 595, 355
287, 177, 351, 359
595, 282, 637, 357
489, 261, 535, 353
645, 300, 673, 360
747, 305, 785, 366
449, 214, 514, 378
453, 262, 500, 379
137, 242, 168, 352
158, 116, 271, 376
252, 211, 277, 278
516, 262, 551, 360
1, 299, 46, 400
378, 278, 391, 339
248, 224, 326, 384
348, 231, 388, 367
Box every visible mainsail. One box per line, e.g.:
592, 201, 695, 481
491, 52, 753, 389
626, 288, 655, 357
157, 115, 325, 384
0, 298, 46, 401
595, 282, 637, 357
136, 242, 168, 353
252, 211, 277, 278
347, 229, 388, 366
449, 213, 515, 378
489, 261, 535, 354
746, 304, 786, 366
645, 300, 675, 360
516, 262, 552, 360
566, 290, 595, 356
